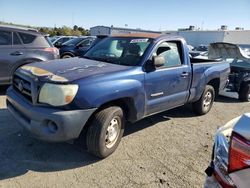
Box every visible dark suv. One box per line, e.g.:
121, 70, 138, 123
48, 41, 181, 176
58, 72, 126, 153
0, 25, 59, 85
59, 36, 96, 58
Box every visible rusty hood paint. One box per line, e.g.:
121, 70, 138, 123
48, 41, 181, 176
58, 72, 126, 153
19, 57, 132, 83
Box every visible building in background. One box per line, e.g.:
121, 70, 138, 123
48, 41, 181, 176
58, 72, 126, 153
165, 25, 250, 47
90, 25, 161, 36
90, 25, 250, 47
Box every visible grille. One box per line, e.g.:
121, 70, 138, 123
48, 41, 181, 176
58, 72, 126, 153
13, 74, 33, 103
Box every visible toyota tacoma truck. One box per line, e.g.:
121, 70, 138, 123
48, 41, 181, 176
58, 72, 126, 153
6, 33, 230, 158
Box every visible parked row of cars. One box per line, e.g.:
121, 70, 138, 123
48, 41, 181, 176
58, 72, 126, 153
49, 35, 107, 59
0, 25, 105, 85
48, 35, 77, 48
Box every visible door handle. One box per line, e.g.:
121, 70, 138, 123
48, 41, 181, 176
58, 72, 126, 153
181, 72, 189, 77
10, 51, 23, 56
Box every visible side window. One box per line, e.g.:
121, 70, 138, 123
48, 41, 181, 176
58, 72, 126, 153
79, 39, 92, 47
56, 38, 64, 43
155, 41, 182, 68
0, 30, 12, 45
56, 37, 68, 44
18, 32, 36, 44
61, 37, 69, 43
13, 32, 21, 45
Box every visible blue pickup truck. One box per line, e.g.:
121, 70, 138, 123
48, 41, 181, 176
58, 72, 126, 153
6, 33, 230, 158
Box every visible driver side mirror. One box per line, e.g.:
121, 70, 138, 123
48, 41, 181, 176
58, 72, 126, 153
153, 56, 165, 67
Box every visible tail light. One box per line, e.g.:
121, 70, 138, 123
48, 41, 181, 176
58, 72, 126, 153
44, 47, 59, 56
228, 132, 250, 173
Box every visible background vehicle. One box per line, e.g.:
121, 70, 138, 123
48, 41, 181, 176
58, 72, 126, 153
187, 44, 194, 51
0, 25, 59, 85
59, 36, 96, 58
7, 33, 230, 158
189, 44, 209, 58
194, 44, 208, 52
50, 36, 77, 48
209, 42, 250, 102
205, 113, 250, 188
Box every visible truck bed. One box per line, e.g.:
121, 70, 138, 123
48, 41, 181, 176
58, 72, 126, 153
188, 58, 230, 102
190, 57, 221, 64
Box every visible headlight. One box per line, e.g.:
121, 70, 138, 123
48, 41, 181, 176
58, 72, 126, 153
39, 83, 79, 106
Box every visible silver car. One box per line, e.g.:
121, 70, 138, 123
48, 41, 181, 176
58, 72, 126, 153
205, 113, 250, 188
0, 25, 59, 85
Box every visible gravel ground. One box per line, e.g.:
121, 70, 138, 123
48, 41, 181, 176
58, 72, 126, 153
0, 86, 249, 188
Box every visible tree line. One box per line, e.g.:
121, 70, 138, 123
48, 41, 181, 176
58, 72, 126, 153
0, 22, 90, 36
39, 25, 90, 36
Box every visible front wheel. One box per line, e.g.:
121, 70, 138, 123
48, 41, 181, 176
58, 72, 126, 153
192, 85, 215, 115
238, 83, 250, 102
61, 54, 74, 59
86, 106, 124, 158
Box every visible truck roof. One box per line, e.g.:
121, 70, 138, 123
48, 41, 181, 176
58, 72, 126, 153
111, 32, 162, 39
111, 32, 184, 42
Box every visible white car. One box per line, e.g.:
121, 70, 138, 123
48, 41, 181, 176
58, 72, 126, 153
204, 113, 250, 188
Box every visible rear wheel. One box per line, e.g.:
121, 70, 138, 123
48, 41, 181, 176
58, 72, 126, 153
192, 85, 215, 115
86, 106, 124, 158
238, 83, 250, 102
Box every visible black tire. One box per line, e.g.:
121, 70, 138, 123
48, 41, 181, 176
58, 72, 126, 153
61, 54, 74, 59
86, 106, 124, 158
192, 85, 215, 115
238, 83, 250, 102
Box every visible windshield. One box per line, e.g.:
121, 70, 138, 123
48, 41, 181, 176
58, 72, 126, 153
63, 37, 84, 46
84, 37, 152, 66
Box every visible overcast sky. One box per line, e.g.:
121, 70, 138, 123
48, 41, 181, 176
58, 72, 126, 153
1, 0, 250, 31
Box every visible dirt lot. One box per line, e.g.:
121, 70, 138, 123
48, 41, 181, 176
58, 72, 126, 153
0, 86, 249, 188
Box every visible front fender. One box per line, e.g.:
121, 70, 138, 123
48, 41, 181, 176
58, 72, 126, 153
73, 78, 145, 118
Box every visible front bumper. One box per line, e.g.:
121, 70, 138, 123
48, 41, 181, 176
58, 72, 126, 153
6, 86, 96, 142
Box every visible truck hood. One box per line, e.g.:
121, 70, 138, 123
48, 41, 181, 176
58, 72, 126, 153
208, 42, 250, 63
19, 57, 131, 83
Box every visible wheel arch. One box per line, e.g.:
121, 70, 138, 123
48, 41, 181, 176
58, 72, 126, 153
60, 52, 75, 58
95, 97, 137, 122
9, 58, 44, 83
207, 78, 220, 98
76, 97, 137, 146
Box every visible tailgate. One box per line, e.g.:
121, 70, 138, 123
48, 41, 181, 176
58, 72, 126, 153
208, 42, 250, 63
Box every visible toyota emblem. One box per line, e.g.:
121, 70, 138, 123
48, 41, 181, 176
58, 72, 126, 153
18, 80, 24, 92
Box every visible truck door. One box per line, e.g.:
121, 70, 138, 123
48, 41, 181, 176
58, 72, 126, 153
144, 41, 191, 115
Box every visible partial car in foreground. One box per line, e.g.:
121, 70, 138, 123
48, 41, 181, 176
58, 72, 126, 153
0, 25, 59, 85
205, 113, 250, 188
